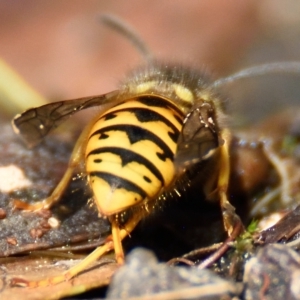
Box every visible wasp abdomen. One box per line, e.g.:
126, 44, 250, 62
85, 96, 184, 215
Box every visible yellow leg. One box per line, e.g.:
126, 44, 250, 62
13, 165, 76, 211
11, 210, 144, 288
12, 121, 94, 211
218, 129, 240, 235
110, 217, 125, 264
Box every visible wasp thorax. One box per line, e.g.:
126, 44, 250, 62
121, 63, 222, 112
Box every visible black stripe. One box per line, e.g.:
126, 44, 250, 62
104, 113, 117, 121
137, 96, 185, 117
143, 176, 151, 183
89, 171, 147, 199
174, 113, 184, 125
98, 133, 109, 140
88, 147, 165, 185
102, 107, 181, 143
90, 125, 174, 161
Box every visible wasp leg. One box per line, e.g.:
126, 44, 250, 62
12, 121, 95, 211
13, 163, 77, 211
11, 210, 144, 288
218, 128, 242, 236
110, 217, 125, 264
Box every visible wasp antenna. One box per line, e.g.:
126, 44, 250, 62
211, 61, 300, 88
100, 14, 154, 63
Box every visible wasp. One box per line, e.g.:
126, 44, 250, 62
10, 15, 300, 287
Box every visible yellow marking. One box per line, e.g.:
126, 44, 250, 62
132, 81, 156, 94
86, 131, 175, 187
86, 153, 162, 196
89, 105, 181, 161
173, 83, 194, 103
95, 113, 175, 150
199, 90, 213, 102
97, 99, 183, 131
90, 176, 143, 215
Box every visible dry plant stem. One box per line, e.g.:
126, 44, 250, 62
197, 219, 243, 269
284, 224, 300, 241
167, 257, 195, 266
259, 272, 270, 300
47, 240, 106, 252
249, 187, 281, 217
228, 255, 238, 277
182, 243, 223, 260
262, 141, 292, 205
29, 251, 85, 259
286, 237, 300, 249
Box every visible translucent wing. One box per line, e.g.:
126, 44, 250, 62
12, 90, 119, 148
211, 62, 300, 128
174, 104, 220, 172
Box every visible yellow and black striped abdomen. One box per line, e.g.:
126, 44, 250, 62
85, 96, 184, 215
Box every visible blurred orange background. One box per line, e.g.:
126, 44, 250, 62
0, 1, 300, 121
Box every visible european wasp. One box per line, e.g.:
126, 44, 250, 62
10, 15, 300, 287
